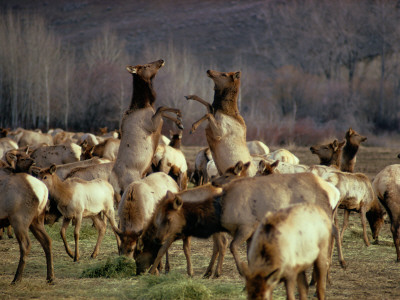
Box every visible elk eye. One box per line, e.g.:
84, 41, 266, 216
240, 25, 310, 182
43, 176, 47, 180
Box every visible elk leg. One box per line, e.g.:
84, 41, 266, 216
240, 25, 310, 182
7, 225, 13, 238
185, 95, 213, 114
160, 113, 184, 130
91, 215, 106, 259
183, 236, 193, 276
314, 252, 328, 300
390, 222, 400, 261
297, 271, 308, 300
164, 250, 169, 273
204, 233, 220, 278
359, 205, 370, 246
149, 237, 174, 275
152, 107, 183, 131
60, 218, 74, 259
29, 214, 55, 283
284, 276, 297, 300
230, 226, 255, 276
73, 217, 82, 262
340, 209, 350, 245
12, 227, 31, 284
214, 232, 228, 278
104, 209, 121, 250
191, 113, 212, 134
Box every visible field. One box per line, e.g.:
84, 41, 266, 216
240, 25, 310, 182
1, 146, 400, 299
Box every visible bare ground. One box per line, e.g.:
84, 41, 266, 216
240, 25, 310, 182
1, 146, 400, 299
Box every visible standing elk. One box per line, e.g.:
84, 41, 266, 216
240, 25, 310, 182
0, 171, 54, 284
341, 128, 367, 172
34, 164, 121, 262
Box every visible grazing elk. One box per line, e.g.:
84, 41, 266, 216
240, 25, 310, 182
34, 164, 121, 262
110, 59, 183, 196
186, 69, 256, 177
341, 128, 367, 172
0, 172, 54, 284
112, 172, 179, 258
372, 164, 400, 261
149, 172, 340, 277
134, 183, 225, 277
310, 139, 346, 168
242, 203, 346, 300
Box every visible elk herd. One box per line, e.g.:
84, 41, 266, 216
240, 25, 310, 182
0, 59, 400, 299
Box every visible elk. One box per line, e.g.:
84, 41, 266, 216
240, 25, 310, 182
310, 139, 346, 168
152, 131, 188, 190
150, 172, 340, 277
112, 172, 179, 258
110, 59, 183, 196
318, 170, 386, 246
246, 140, 270, 156
134, 183, 224, 277
0, 150, 36, 239
242, 203, 345, 300
0, 172, 54, 284
9, 128, 54, 147
341, 128, 367, 172
30, 143, 82, 168
34, 164, 121, 261
266, 148, 299, 164
80, 138, 120, 161
372, 164, 400, 261
54, 157, 108, 180
211, 160, 252, 187
186, 69, 256, 177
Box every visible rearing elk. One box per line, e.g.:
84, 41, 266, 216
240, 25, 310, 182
110, 59, 184, 196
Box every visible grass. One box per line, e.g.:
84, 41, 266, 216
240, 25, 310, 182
1, 146, 400, 299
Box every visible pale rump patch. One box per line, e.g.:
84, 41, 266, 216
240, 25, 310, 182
24, 174, 49, 215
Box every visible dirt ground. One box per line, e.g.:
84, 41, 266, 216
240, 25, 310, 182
1, 145, 400, 299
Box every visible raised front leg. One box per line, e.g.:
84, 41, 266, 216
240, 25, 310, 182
60, 218, 74, 259
185, 95, 213, 114
152, 106, 183, 131
190, 113, 212, 134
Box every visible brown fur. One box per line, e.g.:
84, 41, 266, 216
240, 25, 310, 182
372, 164, 400, 260
341, 128, 367, 172
186, 70, 255, 176
111, 60, 183, 195
310, 139, 346, 168
0, 173, 54, 284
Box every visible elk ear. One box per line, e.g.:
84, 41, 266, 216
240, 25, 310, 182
173, 196, 183, 210
233, 161, 244, 175
49, 164, 57, 174
233, 71, 241, 80
243, 161, 251, 172
165, 190, 175, 201
271, 160, 279, 170
331, 139, 339, 151
29, 165, 41, 177
126, 66, 137, 74
338, 140, 346, 149
5, 152, 17, 169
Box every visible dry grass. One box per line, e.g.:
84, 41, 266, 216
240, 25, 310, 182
1, 146, 400, 299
